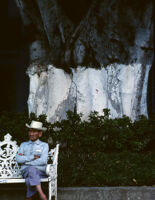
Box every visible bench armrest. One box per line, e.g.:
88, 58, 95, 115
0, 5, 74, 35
46, 164, 57, 179
46, 144, 59, 179
46, 164, 52, 176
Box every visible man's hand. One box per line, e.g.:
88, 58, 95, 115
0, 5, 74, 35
34, 155, 40, 159
18, 153, 23, 156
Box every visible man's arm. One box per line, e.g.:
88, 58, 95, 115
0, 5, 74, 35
16, 143, 34, 164
25, 143, 49, 166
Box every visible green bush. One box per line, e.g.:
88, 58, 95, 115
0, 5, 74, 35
52, 110, 155, 153
0, 109, 154, 186
58, 152, 155, 186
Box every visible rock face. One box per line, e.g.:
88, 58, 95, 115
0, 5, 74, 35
16, 0, 154, 122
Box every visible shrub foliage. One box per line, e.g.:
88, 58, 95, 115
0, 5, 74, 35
0, 109, 154, 186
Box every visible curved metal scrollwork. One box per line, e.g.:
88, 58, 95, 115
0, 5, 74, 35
0, 134, 22, 178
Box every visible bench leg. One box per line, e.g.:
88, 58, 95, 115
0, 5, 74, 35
48, 180, 52, 200
48, 179, 57, 200
55, 179, 57, 200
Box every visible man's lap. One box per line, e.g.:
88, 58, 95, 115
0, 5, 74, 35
22, 166, 47, 179
22, 166, 47, 198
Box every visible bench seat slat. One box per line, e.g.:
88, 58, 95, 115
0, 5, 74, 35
0, 178, 49, 184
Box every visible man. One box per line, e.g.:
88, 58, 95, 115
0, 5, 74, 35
16, 120, 49, 200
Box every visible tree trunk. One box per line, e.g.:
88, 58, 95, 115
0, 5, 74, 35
27, 63, 151, 122
16, 0, 154, 121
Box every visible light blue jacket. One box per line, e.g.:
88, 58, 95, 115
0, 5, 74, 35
16, 139, 49, 172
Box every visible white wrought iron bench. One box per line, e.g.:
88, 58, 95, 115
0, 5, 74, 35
0, 133, 59, 200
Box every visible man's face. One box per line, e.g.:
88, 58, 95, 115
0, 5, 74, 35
28, 129, 42, 142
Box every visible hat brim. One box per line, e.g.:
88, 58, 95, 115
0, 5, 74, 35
25, 123, 47, 131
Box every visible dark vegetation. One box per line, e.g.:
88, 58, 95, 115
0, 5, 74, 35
0, 109, 154, 186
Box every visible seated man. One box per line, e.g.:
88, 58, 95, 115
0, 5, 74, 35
16, 120, 49, 200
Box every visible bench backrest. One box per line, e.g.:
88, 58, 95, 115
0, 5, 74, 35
0, 133, 59, 179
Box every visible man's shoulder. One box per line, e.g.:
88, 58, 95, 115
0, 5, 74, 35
20, 141, 30, 146
39, 140, 48, 146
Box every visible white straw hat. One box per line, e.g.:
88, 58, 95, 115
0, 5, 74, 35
25, 120, 47, 131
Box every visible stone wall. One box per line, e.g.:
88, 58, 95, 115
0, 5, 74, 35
58, 187, 155, 200
0, 186, 154, 200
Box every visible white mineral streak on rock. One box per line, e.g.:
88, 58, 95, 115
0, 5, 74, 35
27, 63, 151, 122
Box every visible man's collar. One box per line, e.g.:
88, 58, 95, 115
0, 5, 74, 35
28, 139, 40, 145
